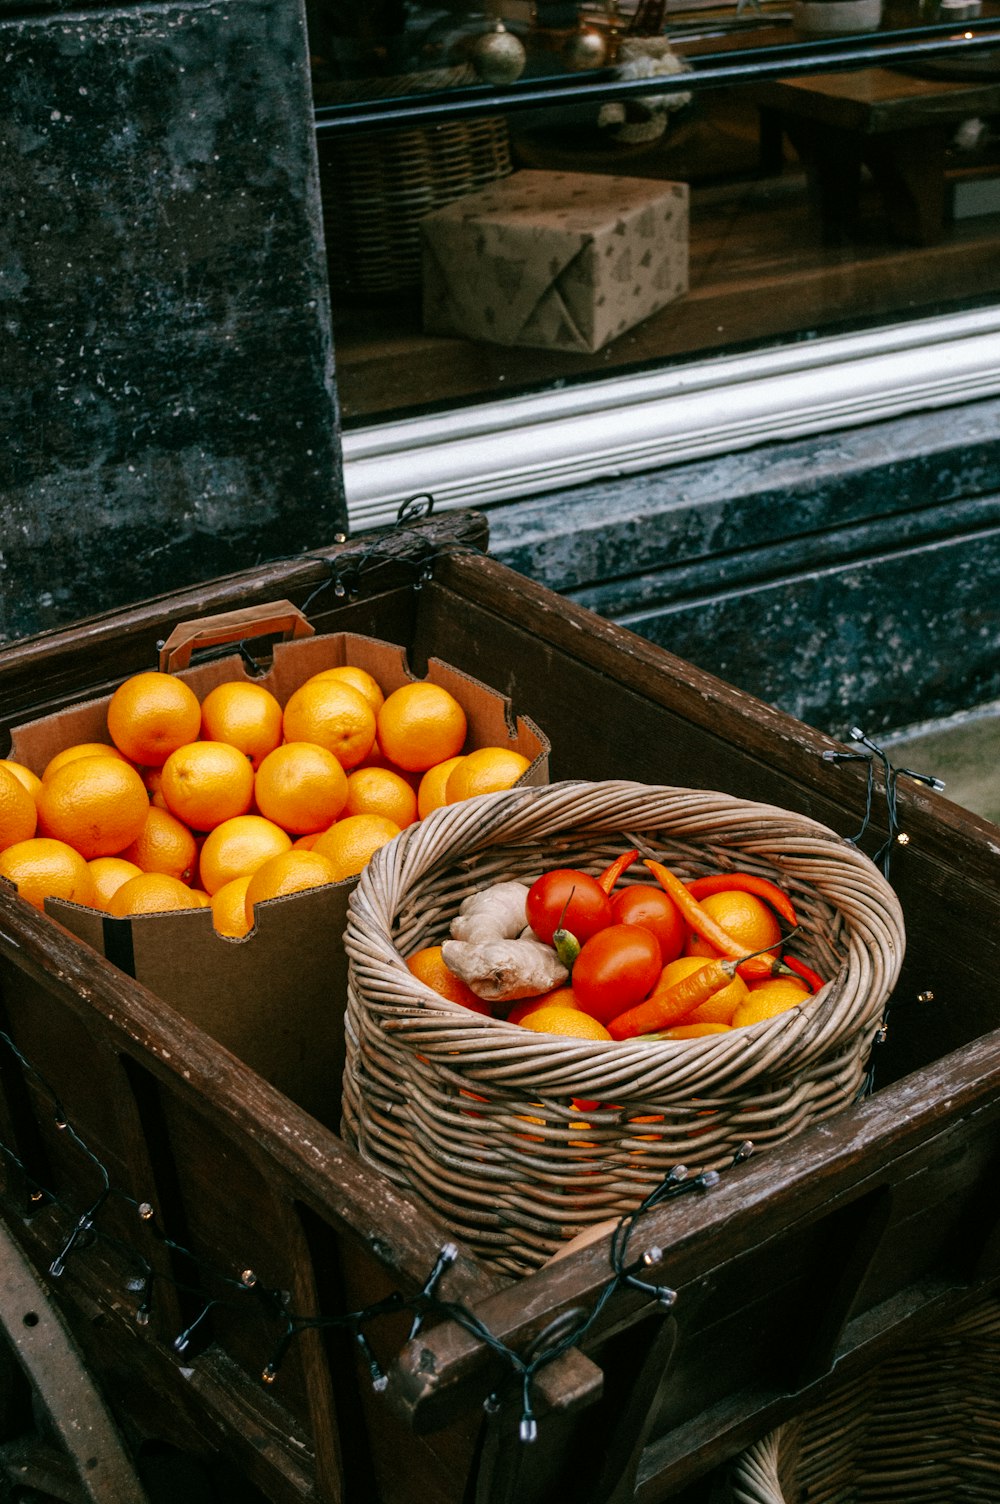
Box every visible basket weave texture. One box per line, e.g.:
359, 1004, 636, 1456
318, 112, 512, 297
724, 1295, 1000, 1502
342, 780, 905, 1274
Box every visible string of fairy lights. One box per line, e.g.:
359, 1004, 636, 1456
822, 726, 945, 880
0, 1022, 754, 1441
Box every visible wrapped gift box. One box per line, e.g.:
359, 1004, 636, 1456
421, 168, 689, 354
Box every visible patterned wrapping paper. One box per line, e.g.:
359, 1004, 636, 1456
421, 168, 689, 353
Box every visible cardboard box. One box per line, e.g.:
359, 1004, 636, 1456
8, 629, 548, 1128
421, 168, 689, 354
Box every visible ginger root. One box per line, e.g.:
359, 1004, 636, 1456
442, 880, 568, 1001
441, 937, 568, 1002
449, 881, 531, 944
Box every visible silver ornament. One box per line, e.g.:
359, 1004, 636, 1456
472, 23, 527, 85
565, 25, 608, 69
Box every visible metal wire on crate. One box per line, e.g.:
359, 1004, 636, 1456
0, 1024, 754, 1447
156, 492, 487, 678
822, 727, 944, 1097
297, 492, 488, 618
822, 726, 945, 880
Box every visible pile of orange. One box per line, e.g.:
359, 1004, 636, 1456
0, 662, 534, 937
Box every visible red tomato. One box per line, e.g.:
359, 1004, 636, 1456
571, 924, 662, 1024
610, 884, 687, 966
525, 868, 613, 947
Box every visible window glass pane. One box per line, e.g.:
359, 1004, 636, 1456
310, 3, 1000, 426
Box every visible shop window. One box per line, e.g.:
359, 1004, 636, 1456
308, 2, 1000, 523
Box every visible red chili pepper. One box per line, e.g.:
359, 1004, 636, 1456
643, 859, 786, 982
597, 848, 640, 895
686, 871, 798, 928
782, 955, 826, 993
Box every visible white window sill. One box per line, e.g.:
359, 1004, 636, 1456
342, 306, 1000, 531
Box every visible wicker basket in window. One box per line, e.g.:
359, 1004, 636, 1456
316, 69, 513, 299
342, 780, 905, 1275
722, 1294, 1000, 1503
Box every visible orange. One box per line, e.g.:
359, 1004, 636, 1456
106, 672, 202, 767
198, 814, 293, 895
685, 889, 784, 959
375, 682, 467, 773
159, 741, 255, 832
0, 837, 96, 911
0, 760, 43, 801
518, 1005, 612, 1041
108, 872, 201, 917
445, 746, 531, 803
732, 979, 811, 1028
140, 765, 168, 809
281, 680, 376, 771
199, 681, 283, 770
662, 1022, 733, 1039
311, 814, 402, 881
656, 955, 748, 1025
687, 981, 748, 1026
211, 874, 254, 938
120, 805, 199, 883
353, 740, 422, 789
87, 856, 143, 910
343, 766, 418, 830
42, 742, 130, 781
244, 849, 338, 925
254, 742, 349, 835
506, 986, 579, 1026
291, 833, 319, 850
185, 889, 212, 908
406, 945, 490, 1014
0, 764, 38, 851
416, 756, 466, 820
305, 665, 385, 714
36, 755, 149, 859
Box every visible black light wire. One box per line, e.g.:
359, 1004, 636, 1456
0, 1026, 750, 1442
159, 495, 485, 676
822, 726, 945, 877
822, 728, 945, 1094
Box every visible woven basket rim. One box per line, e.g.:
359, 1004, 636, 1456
345, 778, 905, 1096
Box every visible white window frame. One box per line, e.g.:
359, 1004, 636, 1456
342, 304, 1000, 530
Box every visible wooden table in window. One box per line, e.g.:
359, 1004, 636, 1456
750, 65, 1000, 244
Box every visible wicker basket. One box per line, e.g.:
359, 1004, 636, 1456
318, 112, 512, 299
723, 1295, 1000, 1502
342, 780, 905, 1274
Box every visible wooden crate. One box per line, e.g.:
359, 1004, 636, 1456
0, 511, 997, 1504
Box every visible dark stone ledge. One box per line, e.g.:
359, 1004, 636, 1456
487, 397, 1000, 735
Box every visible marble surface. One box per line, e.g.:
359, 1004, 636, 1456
0, 0, 345, 644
